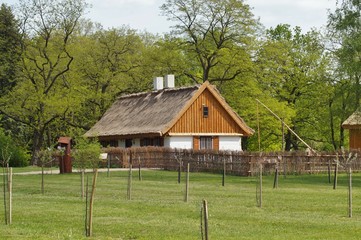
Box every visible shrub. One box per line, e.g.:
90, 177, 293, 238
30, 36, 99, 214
0, 129, 30, 167
72, 137, 102, 170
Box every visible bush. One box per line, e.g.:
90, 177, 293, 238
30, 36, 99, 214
0, 129, 30, 167
72, 137, 101, 170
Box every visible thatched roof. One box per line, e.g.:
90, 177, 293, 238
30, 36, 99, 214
85, 86, 199, 137
85, 81, 254, 138
342, 111, 361, 129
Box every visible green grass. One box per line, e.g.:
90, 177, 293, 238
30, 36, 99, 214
0, 169, 361, 239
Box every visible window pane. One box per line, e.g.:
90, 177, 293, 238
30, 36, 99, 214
200, 137, 212, 149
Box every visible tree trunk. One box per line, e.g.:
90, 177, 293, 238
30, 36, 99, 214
328, 99, 337, 150
31, 129, 44, 165
355, 74, 360, 110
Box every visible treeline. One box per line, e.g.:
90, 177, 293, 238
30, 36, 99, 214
0, 0, 359, 164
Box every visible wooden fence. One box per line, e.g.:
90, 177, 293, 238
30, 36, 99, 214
99, 147, 361, 176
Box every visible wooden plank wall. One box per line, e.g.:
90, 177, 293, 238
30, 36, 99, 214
350, 129, 361, 150
168, 88, 245, 134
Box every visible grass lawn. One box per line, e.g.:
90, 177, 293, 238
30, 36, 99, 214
0, 169, 361, 239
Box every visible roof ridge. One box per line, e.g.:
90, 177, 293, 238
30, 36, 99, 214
118, 84, 200, 99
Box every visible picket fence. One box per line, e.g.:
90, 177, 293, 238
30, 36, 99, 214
97, 147, 361, 176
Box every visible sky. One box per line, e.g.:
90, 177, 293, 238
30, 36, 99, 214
3, 0, 337, 34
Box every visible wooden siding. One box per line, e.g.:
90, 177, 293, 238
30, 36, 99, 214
213, 136, 219, 150
193, 136, 200, 150
349, 129, 361, 150
168, 88, 246, 134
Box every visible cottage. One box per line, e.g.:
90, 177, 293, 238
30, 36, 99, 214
342, 111, 361, 150
85, 75, 253, 151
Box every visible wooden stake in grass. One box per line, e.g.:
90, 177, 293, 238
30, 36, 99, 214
333, 156, 338, 190
259, 163, 263, 208
222, 156, 226, 187
86, 169, 98, 237
185, 163, 190, 202
8, 167, 12, 225
273, 165, 278, 189
107, 155, 110, 178
178, 157, 182, 184
2, 166, 8, 225
348, 166, 352, 218
200, 199, 209, 240
327, 160, 331, 184
85, 175, 89, 236
138, 156, 142, 181
41, 164, 44, 195
127, 151, 133, 200
256, 162, 263, 208
81, 170, 85, 199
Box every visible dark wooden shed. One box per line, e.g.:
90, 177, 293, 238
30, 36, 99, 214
342, 111, 361, 150
58, 137, 72, 173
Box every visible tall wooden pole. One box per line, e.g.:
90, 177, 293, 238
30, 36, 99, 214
333, 161, 338, 190
203, 199, 209, 240
85, 176, 89, 236
222, 156, 226, 187
138, 156, 142, 181
8, 167, 12, 225
3, 166, 8, 225
259, 163, 263, 208
256, 99, 315, 152
81, 170, 85, 199
185, 163, 190, 202
257, 102, 261, 152
127, 157, 133, 200
88, 169, 98, 237
348, 166, 352, 218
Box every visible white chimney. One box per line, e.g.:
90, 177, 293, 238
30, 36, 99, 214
164, 74, 175, 88
153, 77, 163, 90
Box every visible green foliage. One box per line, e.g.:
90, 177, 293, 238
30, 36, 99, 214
161, 0, 260, 83
72, 137, 101, 170
0, 0, 89, 164
36, 148, 54, 166
255, 24, 332, 150
327, 0, 361, 149
0, 3, 21, 95
0, 128, 29, 167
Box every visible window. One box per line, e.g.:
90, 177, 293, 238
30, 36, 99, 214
100, 140, 118, 148
200, 136, 212, 149
125, 139, 133, 148
203, 105, 209, 118
140, 137, 163, 147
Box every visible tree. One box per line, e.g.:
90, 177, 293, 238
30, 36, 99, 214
328, 0, 361, 109
0, 128, 29, 167
0, 0, 88, 164
0, 4, 21, 95
254, 25, 332, 151
327, 0, 361, 149
161, 0, 259, 83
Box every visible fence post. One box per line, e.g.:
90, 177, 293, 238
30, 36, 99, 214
8, 167, 12, 225
333, 161, 338, 190
203, 199, 209, 240
259, 163, 262, 208
273, 164, 278, 189
87, 169, 98, 237
222, 156, 226, 187
348, 166, 352, 218
138, 156, 142, 181
185, 163, 190, 202
127, 151, 133, 200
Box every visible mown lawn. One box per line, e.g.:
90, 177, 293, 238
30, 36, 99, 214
0, 169, 361, 239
